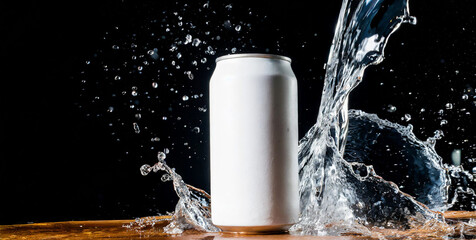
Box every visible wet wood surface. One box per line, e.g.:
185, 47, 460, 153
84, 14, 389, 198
0, 211, 474, 239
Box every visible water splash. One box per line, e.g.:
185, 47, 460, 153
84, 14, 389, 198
78, 1, 284, 170
78, 0, 476, 237
132, 0, 451, 234
137, 151, 219, 234
345, 110, 449, 211
290, 0, 450, 236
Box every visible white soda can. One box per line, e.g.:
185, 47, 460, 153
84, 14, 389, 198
209, 53, 299, 233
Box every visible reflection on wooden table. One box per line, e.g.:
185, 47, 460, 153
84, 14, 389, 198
2, 211, 476, 239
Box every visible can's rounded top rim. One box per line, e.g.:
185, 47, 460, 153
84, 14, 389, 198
215, 53, 291, 63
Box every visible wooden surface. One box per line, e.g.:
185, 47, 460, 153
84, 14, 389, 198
0, 211, 474, 239
443, 211, 476, 219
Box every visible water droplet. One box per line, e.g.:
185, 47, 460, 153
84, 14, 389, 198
151, 137, 160, 142
192, 38, 201, 47
225, 4, 232, 10
85, 60, 91, 65
152, 82, 158, 88
192, 127, 200, 133
235, 25, 241, 32
203, 2, 209, 8
138, 66, 143, 71
201, 58, 207, 64
452, 149, 462, 166
387, 105, 397, 113
161, 174, 172, 182
157, 152, 166, 161
112, 45, 119, 50
405, 15, 417, 25
440, 119, 448, 126
231, 47, 237, 53
169, 44, 177, 52
184, 34, 192, 44
133, 122, 140, 134
186, 71, 194, 80
107, 106, 114, 113
131, 90, 138, 96
434, 129, 444, 139
177, 52, 182, 59
162, 116, 167, 120
140, 164, 151, 176
135, 113, 141, 120
445, 103, 453, 109
147, 50, 155, 55
182, 95, 189, 101
192, 60, 198, 66
205, 46, 215, 55
462, 94, 469, 100
404, 114, 411, 122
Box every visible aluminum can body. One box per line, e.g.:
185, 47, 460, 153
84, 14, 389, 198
209, 53, 299, 233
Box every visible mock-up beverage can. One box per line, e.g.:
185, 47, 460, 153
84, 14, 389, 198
209, 53, 299, 233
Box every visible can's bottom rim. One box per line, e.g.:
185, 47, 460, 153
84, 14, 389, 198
216, 224, 293, 235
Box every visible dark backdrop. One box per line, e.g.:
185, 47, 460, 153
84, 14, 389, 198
1, 0, 475, 224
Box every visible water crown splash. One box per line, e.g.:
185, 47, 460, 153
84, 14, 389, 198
291, 0, 451, 236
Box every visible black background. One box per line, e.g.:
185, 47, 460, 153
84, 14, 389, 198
1, 0, 475, 224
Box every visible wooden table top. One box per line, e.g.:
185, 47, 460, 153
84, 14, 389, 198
2, 211, 476, 239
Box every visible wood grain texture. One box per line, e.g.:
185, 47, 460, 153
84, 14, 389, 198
1, 212, 475, 239
444, 211, 476, 219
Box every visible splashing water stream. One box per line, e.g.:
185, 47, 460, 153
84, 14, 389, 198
289, 0, 451, 235
130, 152, 219, 234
